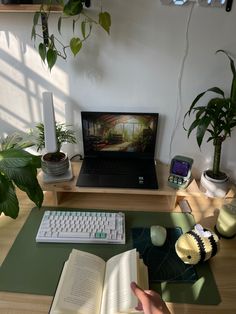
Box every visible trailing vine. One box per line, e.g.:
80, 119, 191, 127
31, 0, 111, 70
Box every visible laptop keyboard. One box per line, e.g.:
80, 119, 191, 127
82, 158, 153, 175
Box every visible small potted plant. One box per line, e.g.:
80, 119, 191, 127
183, 50, 236, 197
0, 133, 43, 219
31, 122, 77, 176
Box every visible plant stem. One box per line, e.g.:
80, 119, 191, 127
213, 139, 222, 176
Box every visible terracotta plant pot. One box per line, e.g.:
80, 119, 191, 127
41, 152, 69, 176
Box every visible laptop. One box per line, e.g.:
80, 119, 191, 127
76, 112, 159, 189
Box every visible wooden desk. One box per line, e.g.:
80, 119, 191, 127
0, 162, 236, 313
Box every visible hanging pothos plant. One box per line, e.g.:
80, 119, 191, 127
31, 0, 111, 70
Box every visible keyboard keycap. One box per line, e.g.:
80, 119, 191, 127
58, 232, 90, 238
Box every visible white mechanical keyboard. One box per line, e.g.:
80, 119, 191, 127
36, 210, 125, 244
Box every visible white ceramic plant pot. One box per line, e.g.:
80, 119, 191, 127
41, 152, 69, 176
200, 170, 229, 198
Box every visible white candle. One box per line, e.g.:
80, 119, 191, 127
216, 203, 236, 238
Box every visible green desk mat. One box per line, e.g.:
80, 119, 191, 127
0, 207, 221, 305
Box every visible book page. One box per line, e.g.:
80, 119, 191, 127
50, 249, 105, 314
100, 249, 139, 314
138, 258, 149, 291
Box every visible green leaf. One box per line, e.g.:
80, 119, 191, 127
30, 154, 42, 169
0, 172, 10, 203
99, 12, 111, 34
63, 0, 83, 16
216, 49, 236, 76
31, 26, 36, 41
196, 116, 212, 147
0, 145, 43, 218
0, 149, 43, 216
38, 43, 47, 62
207, 137, 214, 143
230, 73, 236, 103
49, 34, 55, 48
195, 107, 207, 120
189, 88, 224, 113
188, 91, 206, 115
33, 12, 40, 26
81, 21, 86, 38
58, 16, 62, 35
0, 174, 19, 219
230, 83, 236, 103
216, 50, 236, 102
70, 37, 82, 56
46, 49, 57, 71
0, 133, 33, 151
0, 149, 34, 169
187, 119, 201, 138
13, 166, 43, 208
207, 87, 225, 98
229, 121, 236, 129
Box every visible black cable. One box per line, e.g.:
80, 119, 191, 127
70, 154, 83, 161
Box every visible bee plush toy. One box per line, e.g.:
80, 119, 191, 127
175, 224, 220, 265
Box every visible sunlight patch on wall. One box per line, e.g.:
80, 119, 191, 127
0, 34, 71, 134
1, 31, 22, 61
24, 44, 70, 95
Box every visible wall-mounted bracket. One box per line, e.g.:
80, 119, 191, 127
226, 0, 233, 11
160, 0, 233, 10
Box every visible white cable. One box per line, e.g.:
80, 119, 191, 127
169, 2, 195, 161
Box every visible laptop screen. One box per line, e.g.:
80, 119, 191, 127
81, 112, 159, 158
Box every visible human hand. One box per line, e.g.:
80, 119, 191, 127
130, 282, 170, 314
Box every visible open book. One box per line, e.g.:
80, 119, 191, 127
49, 248, 148, 314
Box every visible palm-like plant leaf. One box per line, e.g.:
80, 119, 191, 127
187, 119, 201, 138
31, 122, 76, 153
216, 50, 236, 76
183, 50, 236, 177
216, 50, 236, 104
196, 116, 212, 147
183, 87, 225, 129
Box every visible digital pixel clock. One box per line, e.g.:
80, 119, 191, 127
168, 155, 193, 189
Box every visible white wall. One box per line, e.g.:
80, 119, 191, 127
0, 0, 236, 182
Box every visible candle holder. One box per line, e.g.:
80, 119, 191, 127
215, 198, 236, 238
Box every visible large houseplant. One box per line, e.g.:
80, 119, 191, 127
183, 50, 236, 195
31, 122, 77, 176
31, 0, 111, 70
0, 133, 43, 219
